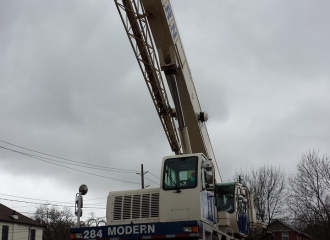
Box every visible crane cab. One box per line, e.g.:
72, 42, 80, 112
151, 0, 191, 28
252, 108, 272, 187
216, 181, 250, 237
106, 153, 217, 226
159, 153, 217, 224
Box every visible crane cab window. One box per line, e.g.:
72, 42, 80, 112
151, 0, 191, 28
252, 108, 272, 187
216, 184, 235, 213
163, 156, 198, 190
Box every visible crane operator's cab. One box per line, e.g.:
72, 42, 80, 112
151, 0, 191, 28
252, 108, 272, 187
216, 181, 250, 237
160, 153, 217, 224
106, 153, 218, 226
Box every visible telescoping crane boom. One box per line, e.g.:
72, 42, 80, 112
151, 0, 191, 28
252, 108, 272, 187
132, 0, 221, 181
115, 0, 222, 181
70, 1, 258, 240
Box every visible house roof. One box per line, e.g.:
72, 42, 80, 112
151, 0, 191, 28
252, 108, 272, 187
268, 220, 311, 239
0, 203, 45, 227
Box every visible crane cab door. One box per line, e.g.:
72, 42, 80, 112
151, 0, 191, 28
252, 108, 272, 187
159, 153, 216, 224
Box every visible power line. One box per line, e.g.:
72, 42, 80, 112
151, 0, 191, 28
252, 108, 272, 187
83, 202, 106, 206
8, 205, 39, 208
0, 193, 107, 216
146, 171, 160, 179
0, 197, 105, 210
0, 194, 107, 212
0, 193, 73, 205
20, 150, 134, 173
0, 195, 106, 218
84, 197, 107, 201
0, 145, 140, 185
0, 139, 138, 173
144, 176, 159, 185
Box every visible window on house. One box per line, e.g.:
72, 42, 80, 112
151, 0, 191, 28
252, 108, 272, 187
1, 225, 9, 240
282, 233, 289, 240
30, 229, 36, 240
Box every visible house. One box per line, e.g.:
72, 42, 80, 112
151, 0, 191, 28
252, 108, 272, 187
267, 220, 311, 240
0, 203, 45, 240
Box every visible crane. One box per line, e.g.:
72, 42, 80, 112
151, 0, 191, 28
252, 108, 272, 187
114, 0, 256, 237
114, 0, 221, 182
70, 1, 258, 239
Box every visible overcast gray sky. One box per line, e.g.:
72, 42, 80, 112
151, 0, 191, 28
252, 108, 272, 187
1, 0, 330, 220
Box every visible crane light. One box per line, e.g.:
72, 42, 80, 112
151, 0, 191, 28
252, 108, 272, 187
199, 112, 209, 122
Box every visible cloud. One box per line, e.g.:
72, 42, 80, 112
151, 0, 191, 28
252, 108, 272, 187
1, 0, 330, 217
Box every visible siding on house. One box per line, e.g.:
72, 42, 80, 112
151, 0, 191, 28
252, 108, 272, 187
0, 204, 45, 240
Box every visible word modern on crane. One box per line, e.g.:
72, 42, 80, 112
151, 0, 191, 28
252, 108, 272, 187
108, 224, 155, 235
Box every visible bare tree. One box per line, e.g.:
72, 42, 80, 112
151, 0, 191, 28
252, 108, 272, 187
238, 165, 286, 240
288, 150, 330, 240
34, 203, 75, 240
240, 165, 287, 225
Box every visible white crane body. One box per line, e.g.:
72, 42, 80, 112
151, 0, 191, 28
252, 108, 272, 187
70, 1, 257, 240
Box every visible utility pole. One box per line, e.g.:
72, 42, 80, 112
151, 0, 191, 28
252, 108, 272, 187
141, 164, 144, 189
137, 164, 148, 189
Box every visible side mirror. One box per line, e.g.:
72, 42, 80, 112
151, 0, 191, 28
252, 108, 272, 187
202, 159, 215, 191
204, 167, 214, 191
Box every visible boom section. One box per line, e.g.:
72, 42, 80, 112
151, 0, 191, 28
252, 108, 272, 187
140, 0, 221, 182
114, 0, 181, 154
